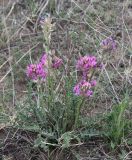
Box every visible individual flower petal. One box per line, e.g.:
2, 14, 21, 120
90, 80, 97, 87
86, 90, 93, 97
40, 53, 47, 66
73, 84, 80, 95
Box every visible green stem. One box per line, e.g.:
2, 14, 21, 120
74, 98, 85, 128
37, 84, 40, 108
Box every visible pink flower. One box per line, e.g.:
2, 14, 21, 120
73, 80, 95, 97
52, 57, 63, 69
26, 63, 47, 80
86, 90, 93, 97
100, 36, 116, 50
76, 55, 97, 72
73, 84, 80, 96
81, 81, 91, 90
90, 80, 97, 86
40, 53, 47, 66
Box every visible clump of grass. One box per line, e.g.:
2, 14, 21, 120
103, 97, 132, 149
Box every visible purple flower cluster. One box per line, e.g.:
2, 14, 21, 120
73, 80, 96, 97
52, 57, 63, 69
26, 53, 63, 81
26, 63, 47, 80
74, 55, 99, 97
100, 36, 116, 50
76, 55, 97, 72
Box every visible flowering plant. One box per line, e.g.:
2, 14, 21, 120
26, 53, 63, 82
100, 36, 116, 50
74, 55, 100, 97
12, 50, 102, 151
20, 14, 102, 149
72, 55, 101, 127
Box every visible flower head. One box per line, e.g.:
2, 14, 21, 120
26, 63, 47, 80
52, 57, 63, 69
73, 80, 96, 97
100, 36, 116, 50
76, 55, 97, 72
